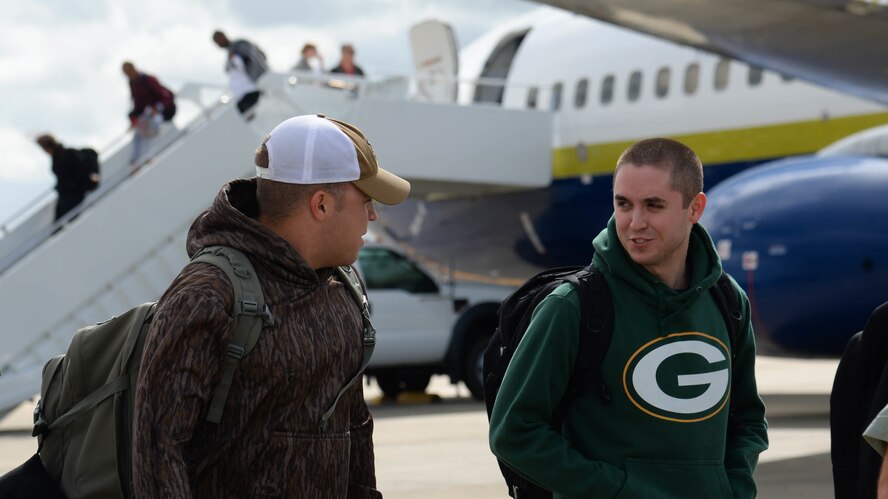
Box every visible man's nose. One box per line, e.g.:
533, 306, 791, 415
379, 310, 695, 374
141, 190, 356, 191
629, 208, 647, 230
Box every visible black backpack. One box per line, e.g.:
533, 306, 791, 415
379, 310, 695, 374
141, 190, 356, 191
483, 264, 742, 499
77, 148, 100, 191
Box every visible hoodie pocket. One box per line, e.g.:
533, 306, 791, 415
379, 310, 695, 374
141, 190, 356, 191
250, 430, 351, 498
614, 458, 732, 499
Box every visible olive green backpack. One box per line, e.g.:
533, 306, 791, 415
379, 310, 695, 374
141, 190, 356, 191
26, 246, 373, 498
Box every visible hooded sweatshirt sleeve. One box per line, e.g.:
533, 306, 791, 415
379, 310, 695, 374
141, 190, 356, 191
724, 289, 769, 498
489, 286, 625, 497
133, 264, 235, 498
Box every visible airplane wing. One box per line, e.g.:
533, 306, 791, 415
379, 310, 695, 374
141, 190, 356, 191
536, 0, 888, 104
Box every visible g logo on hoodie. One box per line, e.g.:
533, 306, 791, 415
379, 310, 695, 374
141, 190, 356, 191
623, 332, 730, 423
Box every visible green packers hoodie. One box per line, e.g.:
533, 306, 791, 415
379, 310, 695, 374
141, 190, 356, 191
489, 219, 768, 499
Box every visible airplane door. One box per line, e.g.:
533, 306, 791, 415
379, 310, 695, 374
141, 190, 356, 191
474, 31, 528, 105
356, 247, 456, 366
409, 20, 459, 103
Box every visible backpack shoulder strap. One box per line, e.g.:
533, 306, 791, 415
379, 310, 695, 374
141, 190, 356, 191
335, 265, 375, 356
710, 272, 744, 435
335, 265, 375, 366
189, 245, 275, 424
710, 272, 743, 359
319, 266, 376, 431
565, 265, 614, 404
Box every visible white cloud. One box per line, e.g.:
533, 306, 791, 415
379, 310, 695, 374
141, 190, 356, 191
0, 128, 54, 227
0, 128, 51, 181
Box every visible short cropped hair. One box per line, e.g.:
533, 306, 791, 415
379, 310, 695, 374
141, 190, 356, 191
254, 142, 344, 222
614, 138, 703, 206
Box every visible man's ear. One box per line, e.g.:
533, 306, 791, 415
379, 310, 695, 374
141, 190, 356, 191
689, 192, 707, 223
308, 189, 329, 222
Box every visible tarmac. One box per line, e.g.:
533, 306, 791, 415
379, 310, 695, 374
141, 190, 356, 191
0, 355, 839, 498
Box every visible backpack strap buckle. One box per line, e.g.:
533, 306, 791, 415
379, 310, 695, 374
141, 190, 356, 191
235, 300, 275, 326
237, 299, 259, 316
260, 304, 275, 326
32, 402, 48, 437
364, 327, 377, 348
227, 344, 246, 360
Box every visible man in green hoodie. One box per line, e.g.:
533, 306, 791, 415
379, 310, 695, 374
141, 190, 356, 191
489, 138, 768, 498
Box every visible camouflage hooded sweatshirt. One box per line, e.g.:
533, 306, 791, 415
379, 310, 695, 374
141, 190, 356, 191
133, 178, 380, 498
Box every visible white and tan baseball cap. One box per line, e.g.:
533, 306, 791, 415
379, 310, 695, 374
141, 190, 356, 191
257, 114, 410, 205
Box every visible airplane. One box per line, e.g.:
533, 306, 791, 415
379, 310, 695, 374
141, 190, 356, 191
374, 5, 888, 355
531, 0, 888, 355
535, 0, 888, 105
0, 3, 885, 419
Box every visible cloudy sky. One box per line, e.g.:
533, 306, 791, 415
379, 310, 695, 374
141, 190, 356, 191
0, 0, 536, 222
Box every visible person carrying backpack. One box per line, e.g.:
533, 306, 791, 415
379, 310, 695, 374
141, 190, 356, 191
122, 61, 176, 124
132, 114, 409, 497
122, 61, 176, 165
488, 138, 768, 498
213, 30, 269, 118
35, 134, 94, 221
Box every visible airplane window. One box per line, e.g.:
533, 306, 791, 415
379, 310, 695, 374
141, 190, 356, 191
357, 247, 439, 294
575, 79, 589, 108
551, 82, 563, 111
527, 87, 538, 109
715, 59, 730, 91
748, 66, 763, 86
684, 63, 699, 95
628, 71, 642, 102
601, 75, 614, 105
656, 67, 670, 98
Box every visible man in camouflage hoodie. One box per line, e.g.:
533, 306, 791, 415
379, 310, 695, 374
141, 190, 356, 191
133, 114, 410, 498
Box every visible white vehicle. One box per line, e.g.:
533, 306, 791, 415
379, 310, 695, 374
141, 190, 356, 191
355, 243, 511, 399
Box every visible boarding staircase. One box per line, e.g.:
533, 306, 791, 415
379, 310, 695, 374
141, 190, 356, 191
0, 70, 552, 417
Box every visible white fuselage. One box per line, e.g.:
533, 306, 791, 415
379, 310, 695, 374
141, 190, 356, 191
458, 7, 886, 169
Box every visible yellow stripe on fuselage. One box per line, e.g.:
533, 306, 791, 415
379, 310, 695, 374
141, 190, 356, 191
553, 112, 888, 178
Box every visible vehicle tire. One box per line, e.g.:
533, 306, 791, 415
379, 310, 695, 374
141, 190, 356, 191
462, 335, 490, 400
375, 370, 432, 399
375, 373, 403, 399
402, 371, 432, 392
